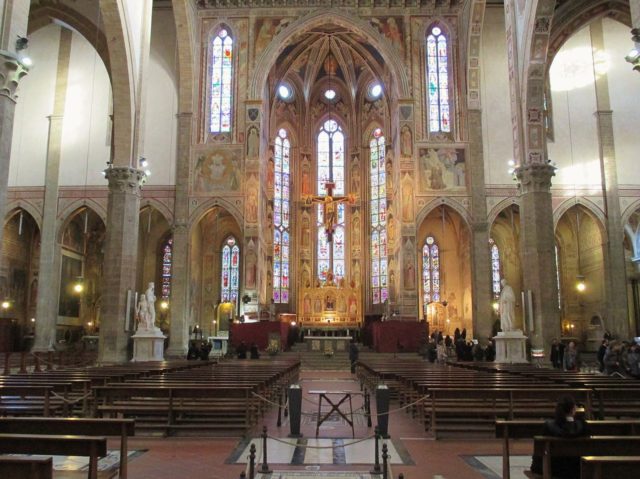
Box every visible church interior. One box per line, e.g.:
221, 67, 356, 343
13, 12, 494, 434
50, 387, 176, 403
1, 0, 640, 478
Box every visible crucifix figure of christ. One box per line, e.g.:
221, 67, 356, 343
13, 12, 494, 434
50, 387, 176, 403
303, 181, 356, 243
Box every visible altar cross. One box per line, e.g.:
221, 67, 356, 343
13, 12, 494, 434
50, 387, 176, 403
303, 181, 356, 242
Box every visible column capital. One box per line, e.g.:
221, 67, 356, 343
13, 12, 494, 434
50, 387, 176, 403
515, 163, 556, 194
104, 166, 145, 195
0, 51, 28, 102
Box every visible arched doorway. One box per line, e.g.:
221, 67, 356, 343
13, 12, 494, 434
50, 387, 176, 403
0, 209, 40, 351
190, 207, 242, 336
417, 205, 472, 337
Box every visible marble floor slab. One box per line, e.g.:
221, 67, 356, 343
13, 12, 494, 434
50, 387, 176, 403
8, 450, 143, 472
463, 455, 530, 479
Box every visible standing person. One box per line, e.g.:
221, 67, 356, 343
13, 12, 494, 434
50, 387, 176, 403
236, 341, 248, 359
436, 339, 447, 363
550, 339, 562, 369
597, 339, 608, 372
530, 395, 590, 479
349, 339, 359, 374
250, 343, 260, 359
563, 341, 579, 371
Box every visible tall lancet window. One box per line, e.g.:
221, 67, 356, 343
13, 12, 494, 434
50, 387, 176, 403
489, 238, 501, 299
273, 128, 290, 303
210, 27, 233, 133
316, 119, 346, 282
422, 236, 441, 307
370, 128, 388, 304
221, 236, 240, 308
426, 26, 451, 133
161, 236, 173, 300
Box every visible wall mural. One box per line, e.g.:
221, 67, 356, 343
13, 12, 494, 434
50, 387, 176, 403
193, 147, 242, 194
254, 18, 291, 56
370, 17, 404, 57
418, 148, 466, 192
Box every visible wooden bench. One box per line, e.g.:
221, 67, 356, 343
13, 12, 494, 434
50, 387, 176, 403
0, 433, 107, 479
580, 456, 640, 479
496, 420, 640, 479
0, 455, 52, 479
532, 436, 640, 479
0, 417, 134, 478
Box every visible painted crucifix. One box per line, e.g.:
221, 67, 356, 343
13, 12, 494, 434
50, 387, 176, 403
303, 181, 356, 242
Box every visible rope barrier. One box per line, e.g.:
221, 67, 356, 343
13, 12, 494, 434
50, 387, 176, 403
50, 390, 93, 405
266, 433, 376, 449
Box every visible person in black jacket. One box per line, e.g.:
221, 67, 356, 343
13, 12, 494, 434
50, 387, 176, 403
348, 340, 359, 374
531, 395, 590, 479
597, 339, 608, 372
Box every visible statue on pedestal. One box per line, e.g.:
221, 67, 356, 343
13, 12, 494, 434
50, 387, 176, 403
499, 279, 515, 332
145, 282, 156, 329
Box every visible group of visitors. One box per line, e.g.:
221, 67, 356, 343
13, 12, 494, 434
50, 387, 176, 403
423, 328, 495, 363
187, 340, 212, 360
597, 338, 640, 377
236, 341, 260, 359
550, 339, 580, 371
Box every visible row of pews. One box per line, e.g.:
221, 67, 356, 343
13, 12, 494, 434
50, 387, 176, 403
0, 357, 300, 478
356, 359, 640, 438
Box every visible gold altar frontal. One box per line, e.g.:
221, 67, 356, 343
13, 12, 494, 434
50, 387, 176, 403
298, 284, 362, 329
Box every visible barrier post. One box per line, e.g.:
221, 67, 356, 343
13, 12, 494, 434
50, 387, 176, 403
239, 472, 246, 479
249, 443, 256, 479
19, 352, 27, 373
382, 443, 389, 479
365, 391, 372, 427
370, 426, 382, 475
277, 388, 283, 427
34, 353, 42, 372
47, 351, 53, 371
288, 384, 302, 437
3, 352, 10, 375
260, 426, 272, 474
376, 384, 391, 438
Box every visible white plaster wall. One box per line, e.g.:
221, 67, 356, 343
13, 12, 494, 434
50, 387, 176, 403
8, 24, 59, 186
602, 18, 640, 187
548, 26, 601, 188
141, 8, 178, 186
59, 29, 112, 186
122, 0, 148, 89
481, 7, 515, 186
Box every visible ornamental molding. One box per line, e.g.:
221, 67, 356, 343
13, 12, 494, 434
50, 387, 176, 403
0, 51, 28, 102
104, 167, 145, 195
515, 163, 555, 194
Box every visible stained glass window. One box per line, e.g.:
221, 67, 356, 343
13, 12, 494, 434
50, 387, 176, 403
221, 236, 240, 309
161, 236, 173, 300
316, 119, 346, 282
426, 26, 450, 133
273, 129, 290, 304
422, 236, 440, 309
490, 238, 501, 299
210, 27, 233, 133
370, 129, 388, 304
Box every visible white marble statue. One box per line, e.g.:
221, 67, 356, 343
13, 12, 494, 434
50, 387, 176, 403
499, 279, 515, 332
136, 293, 151, 331
145, 282, 156, 329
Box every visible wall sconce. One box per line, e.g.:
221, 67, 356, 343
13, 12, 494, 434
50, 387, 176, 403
575, 275, 586, 293
160, 300, 169, 310
15, 36, 32, 67
1, 300, 11, 310
73, 277, 84, 294
492, 301, 499, 312
625, 28, 640, 71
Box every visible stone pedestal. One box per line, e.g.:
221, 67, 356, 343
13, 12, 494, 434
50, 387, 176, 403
132, 328, 166, 362
494, 330, 528, 363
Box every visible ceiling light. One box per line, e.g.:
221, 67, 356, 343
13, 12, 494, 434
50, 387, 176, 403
369, 83, 382, 99
324, 89, 336, 101
278, 84, 291, 99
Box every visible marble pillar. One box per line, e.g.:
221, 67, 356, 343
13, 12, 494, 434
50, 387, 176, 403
166, 112, 192, 358
32, 30, 73, 352
98, 167, 144, 363
0, 52, 27, 247
467, 109, 493, 341
516, 164, 560, 354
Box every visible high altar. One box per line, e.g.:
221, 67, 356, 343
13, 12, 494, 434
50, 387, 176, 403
298, 281, 362, 332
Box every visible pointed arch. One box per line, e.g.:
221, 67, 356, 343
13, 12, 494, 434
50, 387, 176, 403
416, 197, 472, 230
140, 198, 174, 225
553, 198, 607, 234
188, 197, 244, 234
4, 201, 43, 231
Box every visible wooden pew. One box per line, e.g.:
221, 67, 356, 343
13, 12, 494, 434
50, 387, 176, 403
496, 420, 640, 479
0, 455, 52, 479
532, 436, 640, 479
0, 433, 107, 479
0, 417, 134, 479
580, 456, 640, 479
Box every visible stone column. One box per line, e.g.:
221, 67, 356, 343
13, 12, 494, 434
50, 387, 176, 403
0, 52, 27, 246
98, 167, 144, 363
467, 109, 493, 341
590, 20, 630, 338
32, 29, 72, 352
515, 164, 560, 352
166, 112, 192, 358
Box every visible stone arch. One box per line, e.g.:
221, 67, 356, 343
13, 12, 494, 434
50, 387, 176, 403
465, 0, 487, 110
56, 204, 106, 245
553, 197, 607, 234
488, 197, 520, 227
170, 0, 195, 113
99, 0, 135, 167
416, 197, 472, 230
622, 198, 640, 227
4, 201, 42, 231
28, 3, 111, 77
139, 198, 173, 225
249, 10, 410, 101
189, 197, 244, 234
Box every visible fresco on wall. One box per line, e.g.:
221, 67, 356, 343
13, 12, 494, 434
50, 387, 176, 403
193, 147, 242, 193
418, 148, 466, 192
254, 18, 291, 56
370, 17, 404, 57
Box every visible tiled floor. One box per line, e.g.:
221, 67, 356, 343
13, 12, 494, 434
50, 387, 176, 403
120, 369, 534, 479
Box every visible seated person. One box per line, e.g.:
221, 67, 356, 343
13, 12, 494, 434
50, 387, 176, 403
250, 343, 260, 359
531, 395, 590, 479
199, 341, 212, 360
236, 341, 248, 359
187, 341, 199, 360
